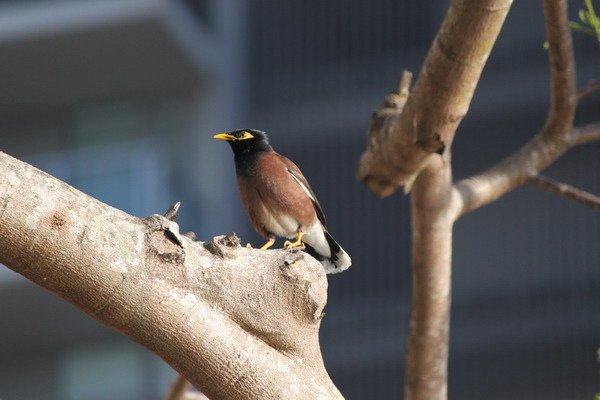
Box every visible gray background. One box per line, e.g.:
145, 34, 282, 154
0, 1, 598, 399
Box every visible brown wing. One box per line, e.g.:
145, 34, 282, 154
237, 151, 318, 235
278, 155, 327, 228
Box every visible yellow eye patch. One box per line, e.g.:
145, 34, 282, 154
238, 131, 254, 140
213, 131, 255, 141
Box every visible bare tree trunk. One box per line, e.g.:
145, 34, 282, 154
0, 152, 343, 400
357, 1, 599, 400
406, 159, 458, 400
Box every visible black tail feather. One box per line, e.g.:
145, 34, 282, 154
303, 243, 324, 261
303, 231, 351, 274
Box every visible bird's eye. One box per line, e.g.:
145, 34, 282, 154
239, 131, 255, 140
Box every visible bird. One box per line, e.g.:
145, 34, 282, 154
214, 129, 351, 274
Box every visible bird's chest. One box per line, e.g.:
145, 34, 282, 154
235, 155, 314, 236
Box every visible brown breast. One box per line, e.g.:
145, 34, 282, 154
236, 151, 317, 237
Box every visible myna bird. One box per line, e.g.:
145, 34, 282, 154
214, 129, 351, 274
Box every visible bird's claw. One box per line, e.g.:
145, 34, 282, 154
284, 240, 305, 249
260, 237, 276, 250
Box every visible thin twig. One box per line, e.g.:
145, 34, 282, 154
183, 393, 210, 400
165, 373, 191, 400
541, 0, 577, 138
528, 175, 600, 210
455, 0, 578, 216
576, 81, 600, 103
397, 70, 413, 97
164, 201, 181, 221
571, 121, 600, 145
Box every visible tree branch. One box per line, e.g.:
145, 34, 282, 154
455, 0, 581, 216
527, 175, 600, 210
0, 152, 342, 400
541, 0, 576, 138
165, 374, 191, 400
405, 158, 456, 400
576, 81, 600, 104
357, 0, 513, 196
571, 121, 600, 146
183, 394, 209, 400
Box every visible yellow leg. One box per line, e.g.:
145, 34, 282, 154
260, 237, 276, 250
284, 231, 305, 249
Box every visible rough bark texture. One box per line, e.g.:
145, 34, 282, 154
0, 152, 342, 400
357, 0, 513, 196
357, 1, 599, 400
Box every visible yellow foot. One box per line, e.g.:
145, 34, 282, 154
260, 237, 276, 250
284, 231, 305, 249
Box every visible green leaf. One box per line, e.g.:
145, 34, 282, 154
566, 1, 600, 46
569, 21, 597, 35
584, 0, 597, 19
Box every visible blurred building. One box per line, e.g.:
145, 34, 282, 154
0, 1, 598, 399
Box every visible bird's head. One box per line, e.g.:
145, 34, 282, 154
213, 129, 272, 155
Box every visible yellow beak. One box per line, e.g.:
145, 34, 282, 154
213, 133, 236, 141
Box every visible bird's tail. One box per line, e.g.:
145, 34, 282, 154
304, 231, 351, 274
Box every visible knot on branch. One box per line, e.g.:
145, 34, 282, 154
415, 132, 446, 155
282, 249, 304, 267
357, 70, 422, 197
143, 203, 190, 265
203, 234, 241, 258
279, 251, 327, 323
47, 210, 69, 231
365, 70, 413, 150
144, 216, 186, 264
144, 214, 185, 248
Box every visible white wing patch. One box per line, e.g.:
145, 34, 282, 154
287, 169, 316, 202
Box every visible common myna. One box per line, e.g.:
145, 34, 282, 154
214, 129, 351, 274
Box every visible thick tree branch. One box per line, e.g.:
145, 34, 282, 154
454, 0, 584, 216
528, 175, 600, 210
357, 0, 513, 196
0, 152, 342, 400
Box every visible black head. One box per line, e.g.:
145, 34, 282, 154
214, 129, 272, 156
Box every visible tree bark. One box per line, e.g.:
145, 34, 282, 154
357, 0, 513, 196
0, 151, 342, 400
357, 1, 599, 400
406, 158, 459, 400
